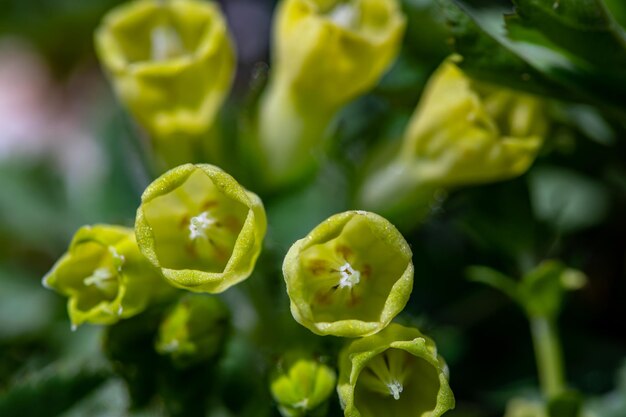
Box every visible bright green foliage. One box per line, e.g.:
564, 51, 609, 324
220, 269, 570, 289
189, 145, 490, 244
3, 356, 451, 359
283, 210, 413, 337
135, 163, 267, 293
257, 0, 406, 187
95, 0, 235, 147
43, 225, 171, 327
337, 323, 455, 417
156, 294, 230, 367
358, 57, 547, 216
270, 351, 337, 417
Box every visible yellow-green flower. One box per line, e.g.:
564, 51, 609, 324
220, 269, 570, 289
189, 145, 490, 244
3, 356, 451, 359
270, 351, 337, 417
337, 323, 455, 417
135, 163, 267, 293
358, 57, 547, 217
43, 225, 171, 328
256, 0, 406, 188
283, 211, 413, 337
156, 294, 230, 367
95, 0, 235, 158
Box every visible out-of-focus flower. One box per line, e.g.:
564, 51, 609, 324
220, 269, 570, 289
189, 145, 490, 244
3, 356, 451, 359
337, 323, 455, 417
270, 351, 337, 417
156, 294, 230, 367
256, 0, 406, 188
43, 225, 172, 327
95, 0, 235, 161
358, 57, 548, 217
283, 210, 413, 337
135, 163, 267, 293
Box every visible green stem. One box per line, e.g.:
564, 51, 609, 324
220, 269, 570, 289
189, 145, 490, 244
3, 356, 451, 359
256, 79, 335, 190
530, 315, 566, 399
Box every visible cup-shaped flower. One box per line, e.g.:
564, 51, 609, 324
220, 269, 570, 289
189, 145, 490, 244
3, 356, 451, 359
337, 323, 455, 417
95, 0, 235, 143
399, 58, 547, 186
272, 0, 406, 111
43, 225, 171, 328
256, 0, 406, 188
135, 163, 267, 293
156, 294, 230, 367
283, 210, 413, 337
358, 57, 548, 217
270, 351, 337, 417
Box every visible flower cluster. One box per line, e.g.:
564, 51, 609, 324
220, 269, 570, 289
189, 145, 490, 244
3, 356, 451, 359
40, 0, 566, 415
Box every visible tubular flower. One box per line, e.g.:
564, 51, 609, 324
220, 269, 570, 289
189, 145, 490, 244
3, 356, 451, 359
257, 0, 406, 188
43, 225, 172, 328
358, 57, 547, 216
156, 294, 230, 367
337, 323, 455, 417
270, 351, 337, 417
283, 211, 413, 337
135, 163, 267, 293
95, 0, 235, 151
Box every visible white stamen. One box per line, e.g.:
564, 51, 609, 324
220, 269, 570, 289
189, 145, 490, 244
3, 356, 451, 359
151, 25, 185, 61
71, 324, 77, 332
387, 380, 403, 400
328, 3, 357, 28
338, 262, 361, 288
117, 305, 124, 316
189, 211, 216, 240
84, 268, 115, 289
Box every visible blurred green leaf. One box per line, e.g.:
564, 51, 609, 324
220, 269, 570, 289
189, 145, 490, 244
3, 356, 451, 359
0, 360, 110, 417
528, 166, 611, 233
467, 266, 520, 302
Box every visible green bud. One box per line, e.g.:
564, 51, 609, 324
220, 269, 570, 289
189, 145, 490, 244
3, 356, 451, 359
358, 57, 547, 216
270, 352, 337, 417
283, 210, 413, 337
337, 323, 455, 417
43, 225, 172, 328
95, 0, 235, 149
135, 163, 267, 293
156, 294, 230, 367
257, 0, 406, 188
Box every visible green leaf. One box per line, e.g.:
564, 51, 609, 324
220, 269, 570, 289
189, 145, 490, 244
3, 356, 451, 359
438, 0, 567, 97
528, 166, 611, 233
466, 266, 520, 302
0, 361, 110, 417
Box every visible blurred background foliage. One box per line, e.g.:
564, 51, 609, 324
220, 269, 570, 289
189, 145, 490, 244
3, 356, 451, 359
0, 0, 625, 416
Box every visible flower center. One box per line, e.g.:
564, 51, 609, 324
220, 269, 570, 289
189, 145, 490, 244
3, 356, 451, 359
338, 262, 361, 288
83, 267, 117, 297
189, 211, 217, 240
387, 380, 403, 400
151, 25, 186, 61
328, 3, 358, 28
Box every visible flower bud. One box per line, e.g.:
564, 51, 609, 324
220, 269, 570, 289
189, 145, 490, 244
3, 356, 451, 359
282, 210, 413, 337
358, 57, 547, 217
400, 58, 547, 186
95, 0, 235, 153
337, 323, 455, 417
270, 351, 337, 417
156, 294, 230, 367
43, 225, 172, 327
256, 0, 406, 188
135, 163, 267, 293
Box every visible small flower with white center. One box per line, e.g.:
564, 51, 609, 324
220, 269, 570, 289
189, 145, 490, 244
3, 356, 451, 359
42, 225, 172, 327
283, 210, 413, 337
136, 164, 267, 294
338, 324, 455, 417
